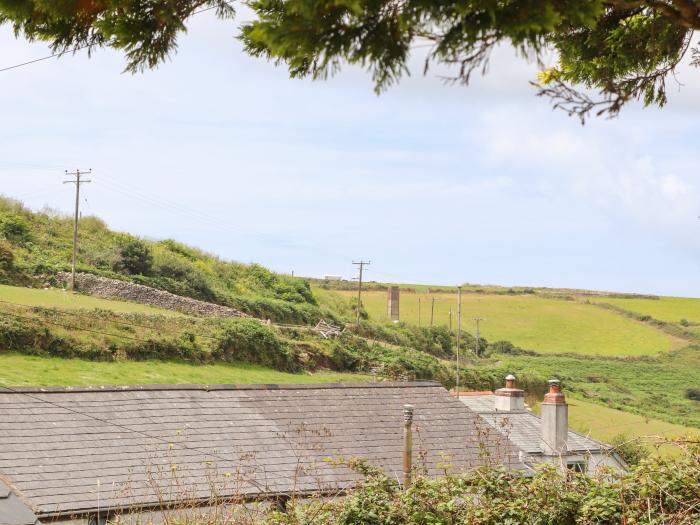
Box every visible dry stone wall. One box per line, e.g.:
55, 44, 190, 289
56, 272, 249, 318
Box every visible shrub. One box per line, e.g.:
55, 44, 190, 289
149, 249, 217, 301
685, 387, 700, 401
114, 237, 153, 276
0, 240, 14, 271
268, 442, 700, 525
213, 319, 300, 372
680, 318, 690, 327
0, 212, 31, 244
609, 433, 648, 467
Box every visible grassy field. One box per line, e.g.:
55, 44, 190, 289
564, 397, 696, 442
0, 283, 177, 315
487, 346, 700, 428
526, 396, 697, 455
0, 353, 370, 386
590, 296, 700, 324
335, 289, 683, 356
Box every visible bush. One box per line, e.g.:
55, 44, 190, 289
213, 319, 300, 372
148, 250, 217, 301
268, 442, 700, 525
685, 387, 700, 401
0, 240, 14, 271
680, 318, 690, 327
609, 433, 648, 467
0, 212, 31, 244
114, 237, 153, 276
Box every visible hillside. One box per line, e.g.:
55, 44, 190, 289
328, 288, 685, 356
0, 195, 326, 324
0, 193, 698, 444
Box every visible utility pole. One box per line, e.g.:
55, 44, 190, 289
418, 297, 421, 327
473, 317, 486, 356
430, 297, 435, 327
456, 286, 462, 397
352, 260, 370, 326
449, 307, 452, 334
63, 169, 91, 291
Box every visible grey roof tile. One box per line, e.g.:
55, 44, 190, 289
0, 382, 523, 519
457, 394, 606, 454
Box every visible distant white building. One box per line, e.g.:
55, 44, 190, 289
454, 376, 626, 474
323, 274, 343, 281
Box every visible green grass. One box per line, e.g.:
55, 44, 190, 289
0, 353, 370, 386
592, 296, 700, 324
525, 397, 697, 456
485, 346, 700, 428
563, 397, 697, 443
0, 283, 178, 316
336, 290, 682, 356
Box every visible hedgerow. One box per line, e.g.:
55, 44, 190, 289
268, 442, 700, 525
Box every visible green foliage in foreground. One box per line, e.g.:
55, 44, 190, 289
2, 1, 698, 120
268, 447, 700, 525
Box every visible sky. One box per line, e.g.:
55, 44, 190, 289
1, 12, 700, 296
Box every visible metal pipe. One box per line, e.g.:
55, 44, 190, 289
403, 404, 414, 488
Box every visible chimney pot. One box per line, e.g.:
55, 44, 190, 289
494, 373, 525, 411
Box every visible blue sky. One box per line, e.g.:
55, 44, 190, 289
1, 12, 699, 296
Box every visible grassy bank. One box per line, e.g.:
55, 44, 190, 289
0, 353, 370, 386
0, 283, 178, 315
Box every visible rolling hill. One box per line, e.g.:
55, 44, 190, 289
0, 193, 698, 446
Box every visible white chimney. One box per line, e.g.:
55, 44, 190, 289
541, 379, 568, 455
494, 374, 525, 411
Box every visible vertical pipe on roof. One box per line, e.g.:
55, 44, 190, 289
403, 404, 414, 488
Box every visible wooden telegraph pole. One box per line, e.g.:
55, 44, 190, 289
63, 169, 91, 291
473, 317, 486, 356
456, 287, 462, 397
352, 260, 370, 326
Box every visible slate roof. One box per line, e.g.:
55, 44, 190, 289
456, 393, 607, 455
0, 382, 522, 521
0, 480, 38, 525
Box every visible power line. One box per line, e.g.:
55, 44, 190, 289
0, 298, 176, 336
2, 310, 147, 343
0, 5, 224, 74
0, 384, 286, 492
0, 44, 92, 73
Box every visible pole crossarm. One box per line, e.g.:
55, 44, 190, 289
352, 260, 370, 326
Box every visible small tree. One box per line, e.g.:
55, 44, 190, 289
0, 213, 31, 244
114, 237, 153, 276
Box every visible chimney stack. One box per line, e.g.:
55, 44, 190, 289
494, 374, 525, 411
541, 379, 568, 455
